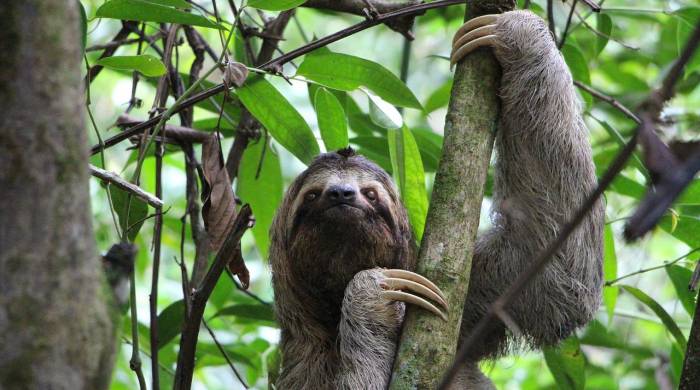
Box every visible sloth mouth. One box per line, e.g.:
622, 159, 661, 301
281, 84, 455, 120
325, 202, 361, 211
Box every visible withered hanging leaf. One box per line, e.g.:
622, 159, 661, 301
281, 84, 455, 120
223, 60, 249, 89
227, 248, 250, 289
201, 134, 237, 251
624, 144, 700, 241
218, 205, 255, 289
669, 139, 700, 162
637, 120, 679, 184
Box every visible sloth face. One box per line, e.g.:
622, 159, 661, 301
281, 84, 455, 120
287, 161, 399, 241
272, 149, 413, 319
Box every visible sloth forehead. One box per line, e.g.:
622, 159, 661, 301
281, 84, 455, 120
299, 167, 387, 191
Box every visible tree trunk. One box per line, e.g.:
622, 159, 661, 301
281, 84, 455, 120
389, 0, 514, 388
0, 1, 118, 389
680, 293, 700, 389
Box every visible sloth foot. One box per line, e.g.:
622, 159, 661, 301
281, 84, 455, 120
379, 269, 448, 321
450, 14, 499, 67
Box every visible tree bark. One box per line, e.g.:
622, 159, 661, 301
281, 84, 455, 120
389, 1, 514, 388
680, 293, 700, 389
0, 1, 118, 389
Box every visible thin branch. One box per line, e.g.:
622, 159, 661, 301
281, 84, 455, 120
258, 0, 463, 72
117, 114, 211, 143
173, 205, 253, 390
574, 81, 640, 123
129, 266, 148, 390
89, 165, 163, 208
149, 24, 180, 390
86, 31, 164, 52
558, 0, 578, 48
579, 0, 601, 12
302, 0, 422, 39
227, 269, 272, 306
605, 248, 700, 286
149, 145, 164, 390
89, 0, 464, 156
202, 320, 249, 388
547, 0, 556, 39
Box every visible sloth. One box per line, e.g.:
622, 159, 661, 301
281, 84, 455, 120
269, 10, 604, 389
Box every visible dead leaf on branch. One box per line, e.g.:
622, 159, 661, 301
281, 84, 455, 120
201, 134, 237, 251
223, 60, 249, 89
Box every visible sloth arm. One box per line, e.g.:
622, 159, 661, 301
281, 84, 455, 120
453, 10, 604, 358
337, 269, 448, 389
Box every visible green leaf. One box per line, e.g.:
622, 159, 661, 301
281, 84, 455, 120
213, 304, 277, 326
595, 14, 612, 56
248, 0, 306, 11
388, 126, 428, 240
543, 336, 586, 390
367, 92, 403, 129
562, 43, 590, 84
314, 87, 349, 151
677, 179, 700, 205
237, 76, 320, 164
157, 300, 185, 349
580, 320, 654, 357
237, 141, 283, 260
297, 51, 422, 109
410, 128, 443, 172
106, 185, 148, 242
424, 80, 453, 113
603, 224, 618, 325
146, 0, 191, 7
78, 1, 87, 52
621, 285, 687, 350
562, 43, 592, 107
666, 264, 696, 317
96, 0, 222, 29
95, 55, 166, 77
350, 136, 393, 173
660, 214, 700, 248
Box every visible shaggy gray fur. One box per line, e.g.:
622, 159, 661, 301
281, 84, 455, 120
269, 10, 603, 389
459, 10, 604, 362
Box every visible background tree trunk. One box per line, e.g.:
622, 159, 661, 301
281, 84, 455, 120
389, 0, 514, 388
0, 1, 118, 388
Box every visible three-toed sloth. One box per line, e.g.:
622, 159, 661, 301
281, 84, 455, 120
269, 10, 604, 389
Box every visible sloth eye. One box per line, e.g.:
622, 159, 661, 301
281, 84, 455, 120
304, 191, 319, 202
363, 189, 378, 202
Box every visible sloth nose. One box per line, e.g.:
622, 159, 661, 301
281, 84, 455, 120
326, 184, 357, 203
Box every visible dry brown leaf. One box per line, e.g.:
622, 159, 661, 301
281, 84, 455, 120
201, 134, 237, 251
223, 60, 249, 89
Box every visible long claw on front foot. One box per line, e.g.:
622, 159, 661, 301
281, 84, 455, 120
450, 14, 499, 67
380, 269, 448, 321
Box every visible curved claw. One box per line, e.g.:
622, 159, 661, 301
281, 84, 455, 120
450, 14, 500, 67
381, 291, 448, 321
382, 269, 447, 302
452, 24, 496, 53
382, 277, 448, 309
452, 14, 499, 45
381, 269, 448, 321
450, 35, 498, 66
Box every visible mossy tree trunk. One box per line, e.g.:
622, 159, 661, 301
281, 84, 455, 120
680, 294, 700, 389
0, 1, 119, 388
389, 1, 515, 388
